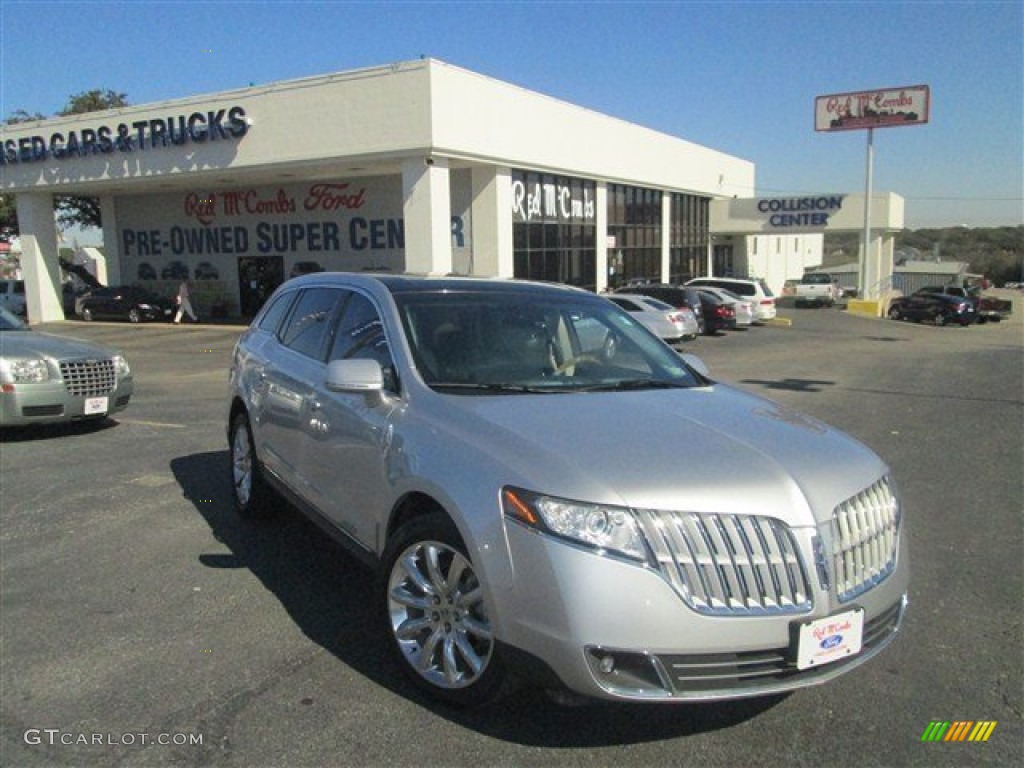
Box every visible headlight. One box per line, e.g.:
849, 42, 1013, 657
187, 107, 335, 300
8, 359, 51, 383
502, 487, 650, 564
112, 354, 131, 377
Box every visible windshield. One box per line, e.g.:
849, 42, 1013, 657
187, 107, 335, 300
392, 291, 704, 394
0, 306, 27, 330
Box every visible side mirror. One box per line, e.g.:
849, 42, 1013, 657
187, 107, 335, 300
325, 359, 384, 393
680, 353, 710, 378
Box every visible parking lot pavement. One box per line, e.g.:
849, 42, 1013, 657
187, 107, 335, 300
2, 313, 1021, 767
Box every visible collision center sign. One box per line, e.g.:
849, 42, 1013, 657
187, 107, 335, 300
815, 85, 930, 132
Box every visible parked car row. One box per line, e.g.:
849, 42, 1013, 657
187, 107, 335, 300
614, 277, 776, 339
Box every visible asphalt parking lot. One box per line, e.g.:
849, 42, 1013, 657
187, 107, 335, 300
2, 298, 1021, 767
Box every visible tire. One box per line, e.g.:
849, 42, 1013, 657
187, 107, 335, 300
81, 307, 93, 322
380, 513, 505, 707
935, 313, 948, 327
128, 308, 141, 323
888, 306, 902, 321
229, 412, 272, 518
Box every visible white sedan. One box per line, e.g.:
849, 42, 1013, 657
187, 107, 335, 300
696, 287, 755, 327
607, 294, 699, 343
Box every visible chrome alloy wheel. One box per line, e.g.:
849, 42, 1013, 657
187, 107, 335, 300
387, 540, 494, 690
231, 419, 254, 509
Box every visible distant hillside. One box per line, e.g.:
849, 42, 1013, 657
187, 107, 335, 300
825, 226, 1023, 285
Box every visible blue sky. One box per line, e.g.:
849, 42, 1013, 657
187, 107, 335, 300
2, 0, 1021, 230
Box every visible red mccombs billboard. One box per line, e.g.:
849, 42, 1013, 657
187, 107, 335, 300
815, 85, 930, 132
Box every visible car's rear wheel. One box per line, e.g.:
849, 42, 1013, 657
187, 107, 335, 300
381, 513, 505, 707
128, 308, 141, 323
81, 307, 93, 322
935, 313, 948, 327
229, 412, 272, 518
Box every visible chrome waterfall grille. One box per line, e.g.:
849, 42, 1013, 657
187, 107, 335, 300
60, 358, 116, 397
830, 476, 900, 602
634, 510, 812, 616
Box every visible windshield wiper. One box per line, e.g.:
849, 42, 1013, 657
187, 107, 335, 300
430, 382, 563, 394
575, 379, 693, 392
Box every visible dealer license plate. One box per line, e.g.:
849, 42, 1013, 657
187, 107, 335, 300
84, 396, 109, 416
796, 608, 864, 670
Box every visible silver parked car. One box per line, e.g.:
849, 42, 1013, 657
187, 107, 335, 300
0, 307, 133, 427
607, 293, 699, 342
227, 274, 908, 707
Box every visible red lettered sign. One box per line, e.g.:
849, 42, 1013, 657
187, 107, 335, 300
815, 85, 930, 132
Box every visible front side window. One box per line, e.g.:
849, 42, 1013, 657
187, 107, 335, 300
257, 291, 298, 335
280, 288, 345, 359
329, 293, 390, 364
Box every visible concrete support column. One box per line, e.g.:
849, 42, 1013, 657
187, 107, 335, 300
469, 166, 514, 278
594, 182, 609, 293
660, 193, 672, 283
99, 195, 122, 286
15, 193, 64, 323
402, 156, 452, 275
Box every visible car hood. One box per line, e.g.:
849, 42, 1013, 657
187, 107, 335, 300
425, 384, 886, 528
1, 330, 121, 360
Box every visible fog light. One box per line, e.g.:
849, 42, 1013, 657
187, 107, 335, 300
585, 647, 672, 698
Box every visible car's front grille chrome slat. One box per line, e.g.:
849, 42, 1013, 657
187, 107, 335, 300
60, 359, 116, 397
829, 476, 900, 602
636, 510, 812, 616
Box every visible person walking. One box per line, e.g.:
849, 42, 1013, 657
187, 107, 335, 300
174, 278, 198, 324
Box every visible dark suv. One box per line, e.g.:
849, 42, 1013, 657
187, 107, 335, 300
614, 284, 705, 335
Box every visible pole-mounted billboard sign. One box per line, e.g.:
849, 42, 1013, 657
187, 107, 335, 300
815, 85, 930, 132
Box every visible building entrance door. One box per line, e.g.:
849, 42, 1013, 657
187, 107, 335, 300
237, 256, 284, 317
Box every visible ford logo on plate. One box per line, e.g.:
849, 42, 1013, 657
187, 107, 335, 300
820, 634, 843, 650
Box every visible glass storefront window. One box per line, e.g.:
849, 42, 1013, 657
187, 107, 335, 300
512, 170, 597, 289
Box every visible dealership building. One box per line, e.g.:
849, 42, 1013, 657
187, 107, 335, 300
1, 59, 903, 322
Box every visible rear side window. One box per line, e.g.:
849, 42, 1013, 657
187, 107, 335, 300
280, 288, 346, 359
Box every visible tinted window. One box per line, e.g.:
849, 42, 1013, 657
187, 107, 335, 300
258, 291, 298, 335
280, 288, 344, 359
329, 293, 390, 366
609, 297, 641, 312
329, 292, 396, 390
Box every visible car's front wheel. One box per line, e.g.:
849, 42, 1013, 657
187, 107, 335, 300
128, 308, 141, 323
81, 307, 93, 322
381, 513, 505, 707
888, 306, 902, 321
229, 412, 272, 518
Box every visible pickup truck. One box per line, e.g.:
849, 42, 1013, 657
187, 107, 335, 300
795, 273, 839, 307
916, 285, 1012, 323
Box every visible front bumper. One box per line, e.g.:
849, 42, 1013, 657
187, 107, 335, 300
0, 378, 133, 426
498, 518, 909, 702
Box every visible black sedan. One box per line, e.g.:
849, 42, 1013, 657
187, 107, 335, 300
694, 290, 736, 334
76, 286, 176, 323
888, 293, 975, 326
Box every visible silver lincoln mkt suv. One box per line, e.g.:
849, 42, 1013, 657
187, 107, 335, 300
227, 273, 908, 707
